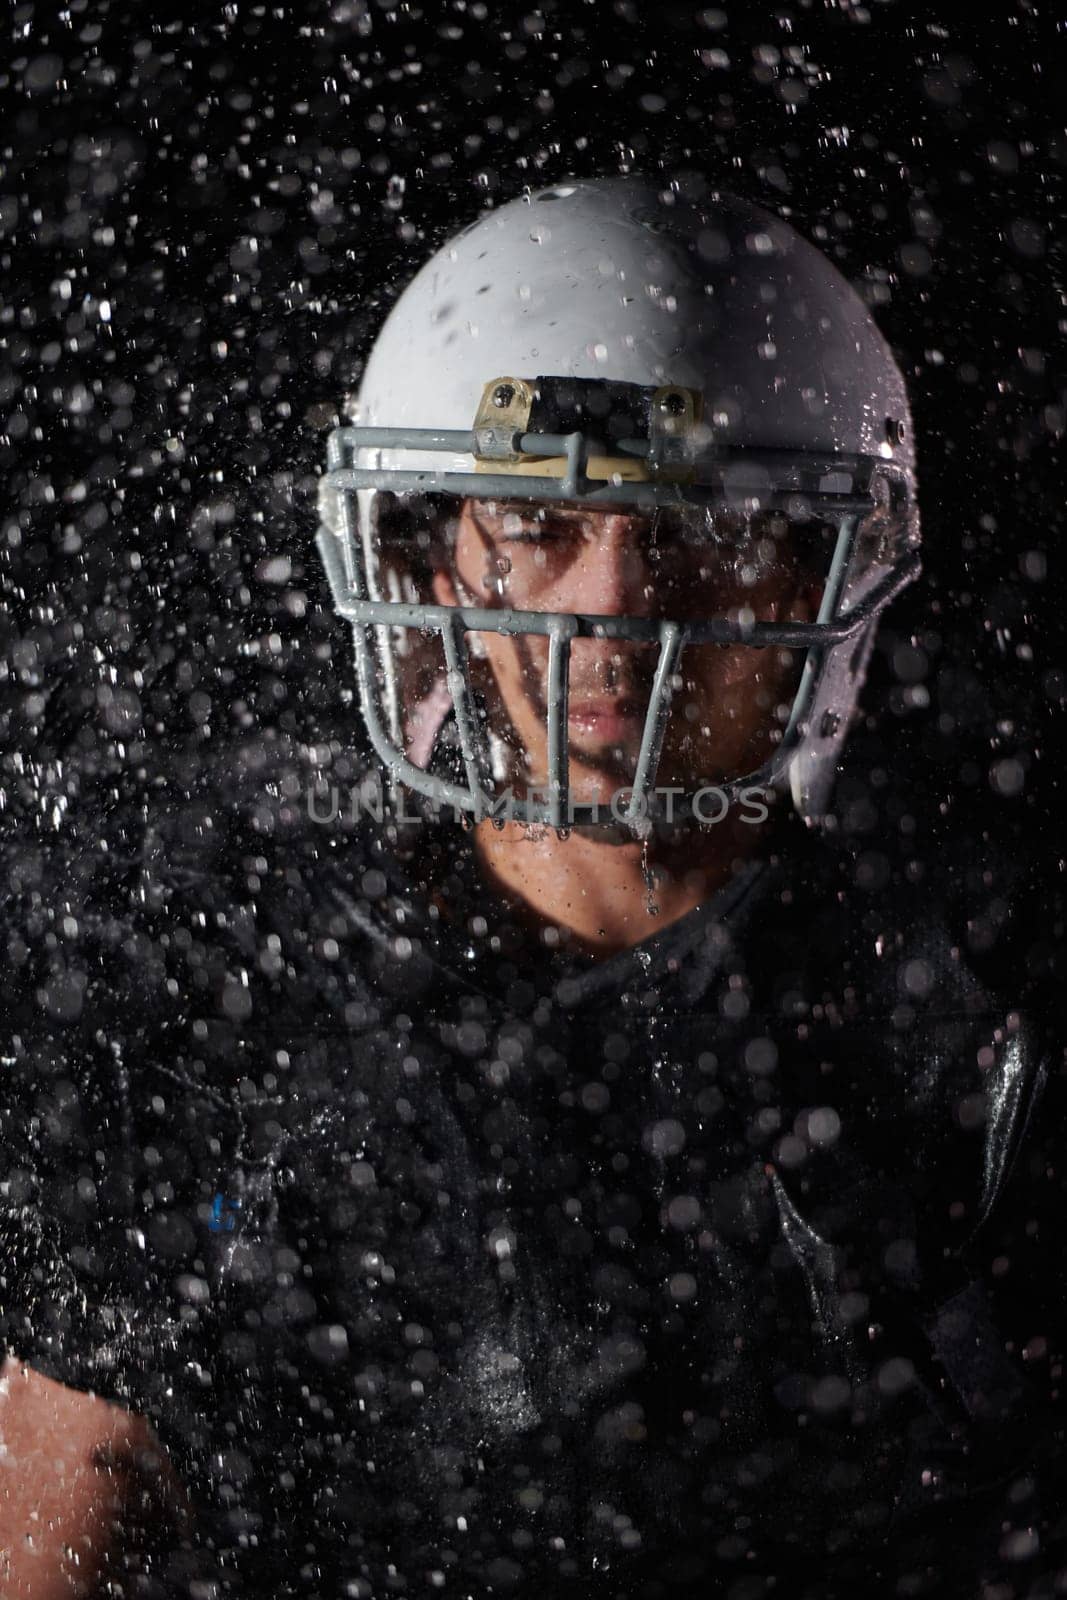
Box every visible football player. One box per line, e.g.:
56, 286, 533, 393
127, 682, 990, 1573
3, 176, 1062, 1600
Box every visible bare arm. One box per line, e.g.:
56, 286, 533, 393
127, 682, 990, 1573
0, 1355, 189, 1600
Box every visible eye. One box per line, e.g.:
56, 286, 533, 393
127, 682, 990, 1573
501, 515, 580, 543
503, 528, 546, 545
649, 508, 716, 550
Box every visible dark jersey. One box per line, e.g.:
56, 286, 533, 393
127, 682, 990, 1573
1, 743, 1065, 1599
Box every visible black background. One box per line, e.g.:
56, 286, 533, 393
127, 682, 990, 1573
0, 0, 1063, 890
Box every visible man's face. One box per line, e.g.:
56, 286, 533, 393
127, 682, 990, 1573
427, 495, 825, 806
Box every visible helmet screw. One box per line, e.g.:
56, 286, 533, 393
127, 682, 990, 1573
885, 416, 906, 447
660, 391, 686, 416
492, 383, 516, 409
820, 711, 842, 739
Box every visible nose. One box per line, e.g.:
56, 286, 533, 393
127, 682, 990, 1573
565, 515, 653, 616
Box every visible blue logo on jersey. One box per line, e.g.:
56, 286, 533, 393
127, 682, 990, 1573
209, 1192, 242, 1233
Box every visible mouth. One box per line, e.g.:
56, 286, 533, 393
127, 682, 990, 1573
567, 698, 645, 741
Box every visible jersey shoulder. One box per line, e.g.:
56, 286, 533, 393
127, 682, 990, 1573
0, 742, 418, 1401
770, 813, 1061, 1029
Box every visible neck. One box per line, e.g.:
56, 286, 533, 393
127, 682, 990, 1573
471, 805, 777, 960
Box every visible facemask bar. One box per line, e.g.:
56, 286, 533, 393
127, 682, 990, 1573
356, 487, 405, 815
318, 421, 920, 831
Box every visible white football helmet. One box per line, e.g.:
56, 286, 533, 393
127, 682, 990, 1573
317, 175, 920, 832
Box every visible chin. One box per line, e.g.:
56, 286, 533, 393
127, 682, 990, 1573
562, 758, 636, 802
570, 738, 642, 774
